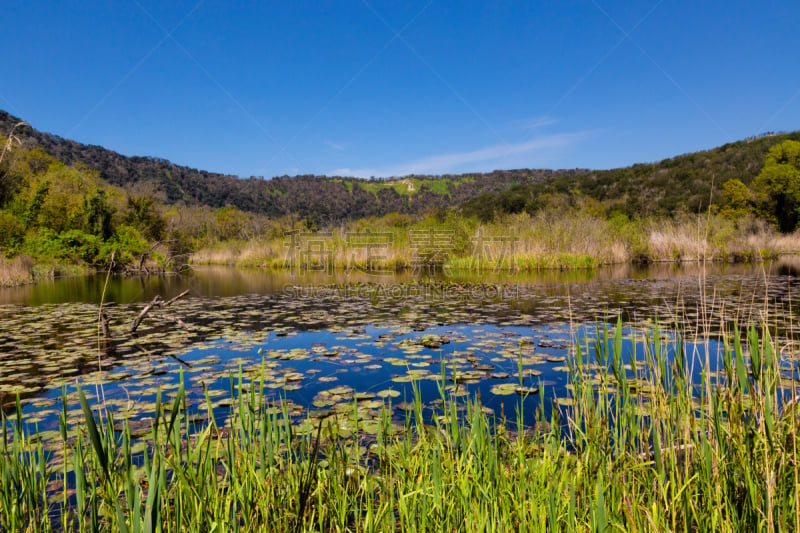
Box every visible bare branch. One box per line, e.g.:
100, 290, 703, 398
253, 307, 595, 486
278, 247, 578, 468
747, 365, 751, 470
129, 295, 162, 333
128, 289, 191, 333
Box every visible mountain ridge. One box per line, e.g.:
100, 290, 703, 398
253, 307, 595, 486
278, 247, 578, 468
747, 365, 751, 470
0, 110, 575, 223
3, 109, 799, 223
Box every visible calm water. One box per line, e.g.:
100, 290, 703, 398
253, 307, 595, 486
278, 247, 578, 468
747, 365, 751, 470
3, 261, 791, 306
2, 260, 800, 438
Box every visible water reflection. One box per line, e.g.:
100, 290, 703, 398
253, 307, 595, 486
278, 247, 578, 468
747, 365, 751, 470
0, 260, 791, 306
2, 258, 800, 433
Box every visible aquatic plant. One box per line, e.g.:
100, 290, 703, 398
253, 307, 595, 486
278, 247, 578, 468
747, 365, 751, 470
1, 317, 798, 531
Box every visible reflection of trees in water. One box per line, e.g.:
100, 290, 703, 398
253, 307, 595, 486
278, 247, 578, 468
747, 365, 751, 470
2, 264, 800, 404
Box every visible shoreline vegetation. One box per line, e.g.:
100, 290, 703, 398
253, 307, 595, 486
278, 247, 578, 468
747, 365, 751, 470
6, 220, 800, 287
4, 208, 800, 287
2, 318, 798, 530
3, 211, 800, 287
3, 120, 800, 287
189, 210, 800, 272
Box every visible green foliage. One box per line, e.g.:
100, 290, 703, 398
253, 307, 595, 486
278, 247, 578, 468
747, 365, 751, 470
22, 229, 70, 262
419, 177, 452, 196
381, 212, 414, 228
302, 214, 317, 232
7, 109, 800, 227
0, 121, 166, 274
56, 229, 101, 264
83, 189, 115, 240
0, 210, 24, 255
425, 209, 477, 255
4, 107, 800, 279
20, 146, 53, 174
19, 224, 147, 268
105, 225, 149, 265
607, 211, 650, 261
22, 229, 100, 265
464, 133, 800, 222
752, 140, 800, 232
0, 162, 24, 206
22, 180, 49, 229
720, 178, 754, 219
125, 195, 166, 241
357, 180, 384, 196
214, 205, 247, 240
460, 185, 535, 221
38, 165, 103, 233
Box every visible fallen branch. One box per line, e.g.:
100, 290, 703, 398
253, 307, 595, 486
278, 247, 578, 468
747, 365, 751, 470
129, 289, 191, 334
124, 239, 192, 275
165, 351, 193, 368
163, 289, 190, 307
129, 295, 162, 334
166, 315, 194, 331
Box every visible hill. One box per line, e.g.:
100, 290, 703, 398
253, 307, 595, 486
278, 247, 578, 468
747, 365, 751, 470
3, 109, 800, 225
461, 132, 800, 221
0, 110, 572, 223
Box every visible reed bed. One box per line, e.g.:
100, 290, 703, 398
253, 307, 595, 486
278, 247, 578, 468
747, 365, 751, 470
0, 255, 34, 286
188, 211, 800, 272
0, 256, 90, 287
1, 318, 799, 531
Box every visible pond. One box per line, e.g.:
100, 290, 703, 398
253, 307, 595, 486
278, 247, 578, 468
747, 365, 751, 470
2, 260, 800, 441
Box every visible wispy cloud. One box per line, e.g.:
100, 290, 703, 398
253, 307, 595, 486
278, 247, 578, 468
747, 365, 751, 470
512, 115, 559, 130
329, 131, 589, 178
324, 139, 347, 151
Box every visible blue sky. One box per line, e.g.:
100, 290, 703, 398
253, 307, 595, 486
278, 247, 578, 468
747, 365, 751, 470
1, 1, 799, 178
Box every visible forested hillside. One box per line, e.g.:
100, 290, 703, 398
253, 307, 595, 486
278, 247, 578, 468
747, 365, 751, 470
4, 110, 798, 226
461, 131, 800, 221
0, 111, 571, 223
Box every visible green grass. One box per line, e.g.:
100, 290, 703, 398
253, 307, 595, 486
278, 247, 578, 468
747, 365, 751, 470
356, 181, 385, 196
2, 318, 799, 530
343, 180, 354, 196
390, 179, 415, 196
355, 177, 456, 198
445, 253, 597, 272
418, 178, 451, 196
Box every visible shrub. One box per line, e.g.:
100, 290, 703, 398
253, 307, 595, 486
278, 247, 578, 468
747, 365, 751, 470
104, 224, 149, 266
0, 210, 24, 255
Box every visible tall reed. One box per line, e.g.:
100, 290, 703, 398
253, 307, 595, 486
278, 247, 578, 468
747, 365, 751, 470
1, 318, 797, 530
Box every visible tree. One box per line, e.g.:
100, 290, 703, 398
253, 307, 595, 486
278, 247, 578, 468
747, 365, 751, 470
752, 140, 800, 232
0, 124, 31, 206
719, 178, 754, 219
84, 189, 115, 240
214, 206, 247, 240
23, 180, 49, 229
125, 195, 166, 241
